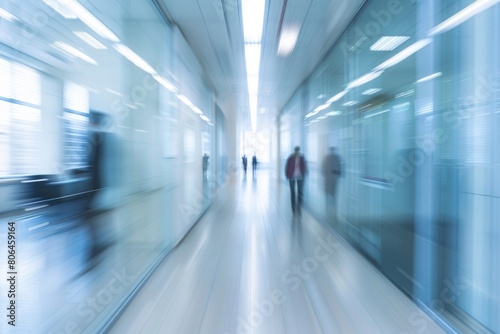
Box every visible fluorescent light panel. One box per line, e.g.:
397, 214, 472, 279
52, 41, 97, 65
241, 0, 266, 132
326, 111, 341, 116
370, 36, 409, 51
278, 26, 300, 56
152, 74, 178, 93
365, 109, 390, 118
241, 0, 266, 43
177, 94, 194, 109
346, 71, 383, 89
74, 31, 107, 49
192, 107, 203, 115
175, 92, 204, 116
114, 44, 156, 75
58, 0, 120, 42
43, 0, 77, 19
416, 72, 442, 83
153, 74, 205, 117
306, 102, 331, 118
247, 75, 259, 96
314, 103, 331, 113
429, 0, 500, 36
326, 90, 348, 104
0, 8, 19, 21
305, 111, 319, 119
245, 44, 261, 75
343, 101, 357, 106
374, 39, 432, 71
362, 88, 382, 95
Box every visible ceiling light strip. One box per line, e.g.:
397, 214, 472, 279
0, 8, 19, 21
362, 88, 382, 95
370, 36, 409, 51
373, 39, 432, 72
416, 72, 442, 83
429, 0, 500, 36
242, 0, 266, 132
74, 31, 107, 49
346, 71, 383, 90
152, 74, 178, 93
365, 109, 390, 118
54, 0, 120, 42
326, 90, 349, 104
52, 41, 98, 65
278, 26, 300, 56
113, 44, 157, 75
43, 0, 77, 19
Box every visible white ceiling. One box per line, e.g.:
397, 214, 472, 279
158, 0, 365, 130
0, 0, 365, 130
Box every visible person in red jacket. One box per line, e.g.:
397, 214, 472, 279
285, 146, 307, 214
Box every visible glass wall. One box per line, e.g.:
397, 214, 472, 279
0, 0, 224, 333
279, 0, 500, 332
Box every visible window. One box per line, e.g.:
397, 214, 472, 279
0, 58, 41, 176
63, 82, 89, 169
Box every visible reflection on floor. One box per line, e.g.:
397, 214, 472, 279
109, 169, 447, 334
0, 188, 174, 334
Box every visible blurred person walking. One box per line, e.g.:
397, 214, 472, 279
86, 111, 120, 266
285, 146, 307, 215
242, 154, 248, 175
252, 154, 257, 175
203, 153, 209, 179
322, 147, 342, 223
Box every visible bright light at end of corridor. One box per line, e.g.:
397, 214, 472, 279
242, 0, 266, 132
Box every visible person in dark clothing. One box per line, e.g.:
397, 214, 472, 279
203, 153, 209, 179
322, 147, 342, 223
86, 111, 119, 264
285, 146, 307, 215
242, 154, 248, 174
252, 154, 257, 174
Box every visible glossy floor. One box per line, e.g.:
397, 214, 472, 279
109, 169, 447, 334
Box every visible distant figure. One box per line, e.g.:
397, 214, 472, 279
285, 146, 307, 215
202, 153, 209, 179
252, 154, 257, 174
322, 147, 342, 222
242, 155, 248, 174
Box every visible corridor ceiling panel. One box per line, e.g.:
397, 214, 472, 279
159, 0, 365, 129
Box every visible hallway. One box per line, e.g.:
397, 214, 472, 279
109, 169, 446, 334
